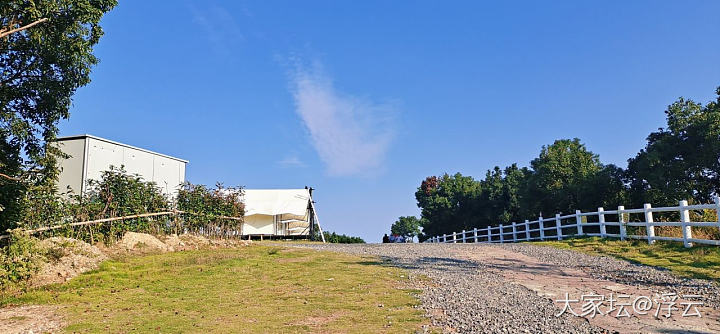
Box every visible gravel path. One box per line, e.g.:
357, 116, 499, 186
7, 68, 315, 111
498, 243, 720, 309
292, 243, 720, 333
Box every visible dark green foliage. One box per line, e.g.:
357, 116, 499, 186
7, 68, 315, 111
77, 166, 168, 220
415, 86, 720, 238
0, 231, 42, 290
323, 231, 365, 244
0, 0, 117, 231
2, 166, 245, 244
176, 182, 244, 219
391, 216, 422, 239
626, 88, 720, 206
62, 166, 170, 242
415, 173, 482, 237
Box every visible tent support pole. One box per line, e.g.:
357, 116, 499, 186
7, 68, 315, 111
309, 199, 326, 243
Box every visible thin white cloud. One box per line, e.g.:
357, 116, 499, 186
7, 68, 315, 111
290, 64, 395, 176
277, 155, 306, 168
189, 4, 244, 56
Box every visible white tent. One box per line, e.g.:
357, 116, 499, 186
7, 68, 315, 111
240, 188, 324, 241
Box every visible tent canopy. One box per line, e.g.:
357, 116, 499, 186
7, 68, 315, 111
242, 189, 311, 219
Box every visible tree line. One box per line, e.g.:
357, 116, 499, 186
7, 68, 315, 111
414, 86, 720, 240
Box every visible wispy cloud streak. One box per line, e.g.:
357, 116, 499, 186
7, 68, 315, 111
290, 64, 395, 176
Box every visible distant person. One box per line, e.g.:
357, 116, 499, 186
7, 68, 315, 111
396, 235, 404, 243
382, 234, 390, 243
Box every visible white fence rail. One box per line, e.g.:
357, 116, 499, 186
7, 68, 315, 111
425, 198, 720, 248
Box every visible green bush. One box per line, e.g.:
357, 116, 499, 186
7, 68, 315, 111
176, 182, 244, 233
6, 165, 245, 244
0, 231, 43, 290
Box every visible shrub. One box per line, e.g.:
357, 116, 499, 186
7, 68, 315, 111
0, 231, 44, 291
176, 182, 244, 233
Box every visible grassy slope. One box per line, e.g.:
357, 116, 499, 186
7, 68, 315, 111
534, 237, 720, 282
2, 245, 427, 333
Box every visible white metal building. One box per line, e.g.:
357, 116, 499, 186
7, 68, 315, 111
240, 188, 322, 238
54, 134, 188, 197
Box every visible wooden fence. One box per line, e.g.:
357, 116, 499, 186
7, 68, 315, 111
0, 210, 245, 242
425, 197, 720, 248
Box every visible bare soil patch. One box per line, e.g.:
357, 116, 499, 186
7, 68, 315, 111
30, 237, 107, 287
0, 305, 65, 334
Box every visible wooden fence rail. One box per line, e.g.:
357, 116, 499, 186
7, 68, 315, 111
0, 210, 244, 241
425, 197, 720, 248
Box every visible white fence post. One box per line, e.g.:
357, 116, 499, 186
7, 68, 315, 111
524, 220, 530, 241
443, 234, 447, 243
598, 207, 606, 237
575, 210, 583, 236
618, 206, 626, 240
452, 232, 457, 244
499, 224, 504, 243
644, 203, 655, 245
473, 228, 478, 243
512, 222, 517, 242
715, 196, 720, 235
679, 200, 693, 248
539, 215, 545, 241
555, 213, 563, 240
486, 226, 491, 243
461, 230, 466, 243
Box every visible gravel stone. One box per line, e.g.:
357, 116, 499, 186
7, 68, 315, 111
293, 243, 612, 333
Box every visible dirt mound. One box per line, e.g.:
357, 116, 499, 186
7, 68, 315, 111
161, 234, 252, 250
31, 237, 107, 287
117, 232, 173, 252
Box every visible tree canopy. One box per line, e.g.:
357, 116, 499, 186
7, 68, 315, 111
626, 88, 720, 206
390, 216, 422, 239
0, 0, 116, 228
414, 86, 719, 240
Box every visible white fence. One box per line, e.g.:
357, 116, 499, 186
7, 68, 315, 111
425, 198, 720, 248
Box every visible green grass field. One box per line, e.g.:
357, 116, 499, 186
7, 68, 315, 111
535, 237, 720, 282
2, 245, 428, 333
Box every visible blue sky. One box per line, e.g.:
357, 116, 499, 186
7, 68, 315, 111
59, 1, 720, 242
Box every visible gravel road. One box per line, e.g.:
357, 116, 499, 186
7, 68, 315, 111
292, 243, 720, 333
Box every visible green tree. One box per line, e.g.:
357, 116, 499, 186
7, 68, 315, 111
479, 164, 530, 225
415, 173, 482, 237
390, 216, 422, 240
626, 87, 720, 206
525, 138, 604, 216
322, 231, 365, 244
0, 0, 117, 230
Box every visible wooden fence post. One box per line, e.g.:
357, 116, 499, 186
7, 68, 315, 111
461, 230, 466, 243
598, 207, 606, 237
644, 203, 655, 244
499, 224, 504, 243
618, 206, 626, 240
575, 210, 583, 236
443, 234, 447, 243
486, 226, 491, 243
473, 228, 478, 243
679, 200, 693, 248
452, 232, 457, 243
555, 214, 563, 240
512, 222, 517, 242
539, 215, 545, 241
524, 220, 530, 241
